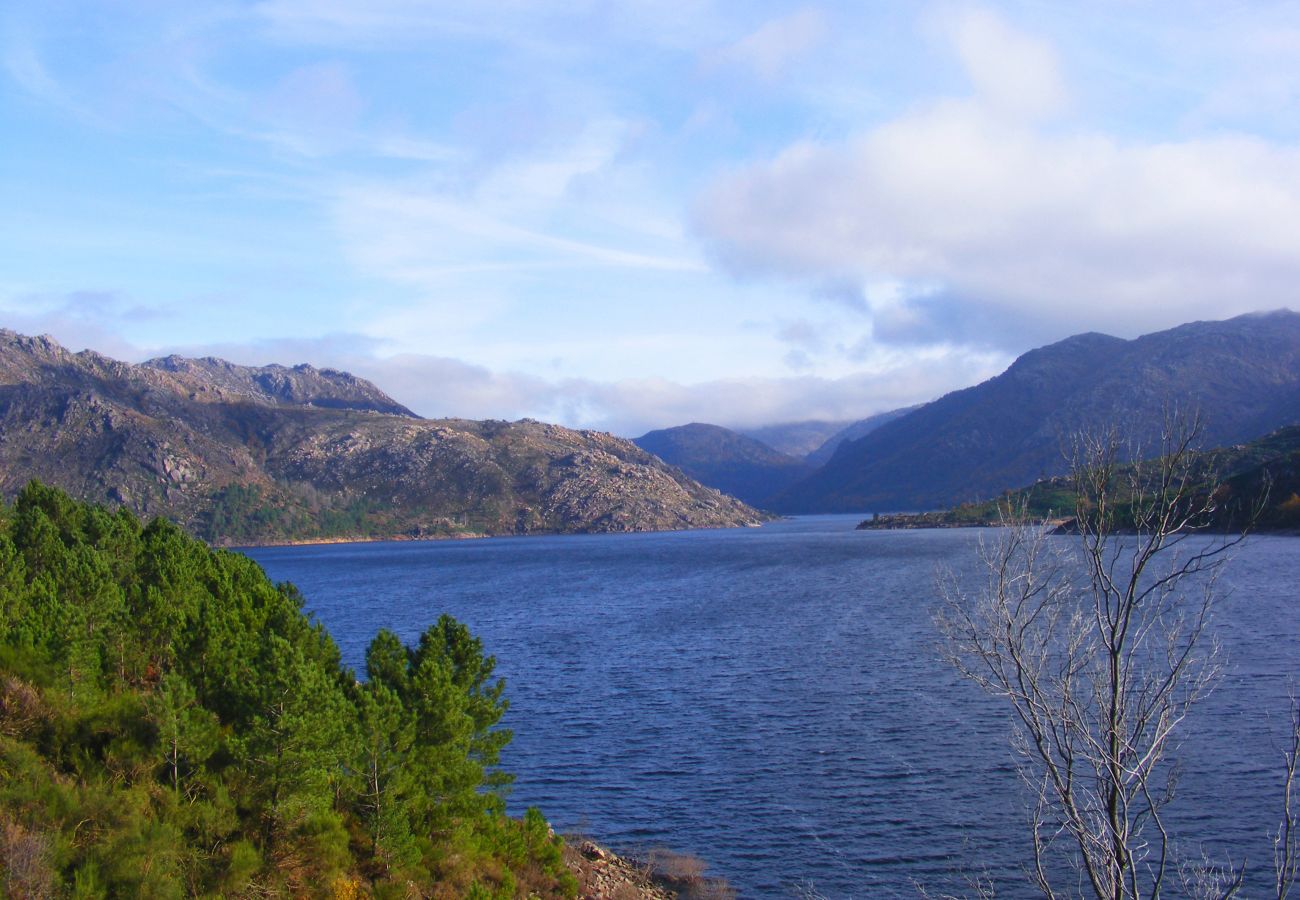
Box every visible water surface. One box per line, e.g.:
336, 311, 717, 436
246, 516, 1300, 897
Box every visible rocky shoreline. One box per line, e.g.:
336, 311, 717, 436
563, 839, 735, 899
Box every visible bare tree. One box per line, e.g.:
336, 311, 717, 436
935, 415, 1266, 899
1278, 695, 1300, 900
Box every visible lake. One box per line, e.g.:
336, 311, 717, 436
245, 516, 1300, 898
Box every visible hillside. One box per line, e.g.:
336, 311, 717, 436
803, 405, 921, 467
633, 422, 812, 507
858, 424, 1300, 533
0, 482, 576, 896
776, 311, 1300, 512
0, 330, 764, 542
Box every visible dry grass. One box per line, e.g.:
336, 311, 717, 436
1, 818, 56, 899
644, 848, 736, 900
0, 675, 45, 737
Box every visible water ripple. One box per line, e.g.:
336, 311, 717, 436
247, 517, 1300, 898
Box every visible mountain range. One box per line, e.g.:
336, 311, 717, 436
632, 407, 917, 507
628, 311, 1300, 514
3, 310, 1298, 536
777, 310, 1300, 511
0, 331, 763, 542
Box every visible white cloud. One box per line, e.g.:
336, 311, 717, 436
129, 331, 1005, 436
0, 291, 166, 361
695, 10, 1300, 339
706, 7, 827, 80
939, 6, 1066, 119
329, 338, 1006, 435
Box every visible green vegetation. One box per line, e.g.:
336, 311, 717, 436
199, 483, 484, 545
0, 482, 576, 897
863, 424, 1300, 532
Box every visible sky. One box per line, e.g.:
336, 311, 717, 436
4, 1, 1300, 436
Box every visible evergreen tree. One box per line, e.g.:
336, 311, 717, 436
0, 483, 574, 897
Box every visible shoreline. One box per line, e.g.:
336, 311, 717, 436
563, 837, 736, 900
221, 530, 490, 549
222, 518, 775, 550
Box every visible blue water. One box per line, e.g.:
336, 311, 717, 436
245, 516, 1300, 898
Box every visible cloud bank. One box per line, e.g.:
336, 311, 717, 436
169, 334, 1004, 437
694, 8, 1300, 340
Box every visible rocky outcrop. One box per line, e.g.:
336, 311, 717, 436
144, 354, 418, 417
565, 841, 676, 899
563, 839, 737, 900
0, 330, 765, 543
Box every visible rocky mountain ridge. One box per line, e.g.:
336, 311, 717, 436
0, 330, 764, 542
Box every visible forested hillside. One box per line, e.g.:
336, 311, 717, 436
0, 483, 575, 897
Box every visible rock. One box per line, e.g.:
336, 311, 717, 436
0, 329, 768, 543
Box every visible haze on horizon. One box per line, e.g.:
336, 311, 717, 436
4, 1, 1300, 436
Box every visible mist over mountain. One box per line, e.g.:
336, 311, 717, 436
737, 420, 851, 458
776, 311, 1300, 512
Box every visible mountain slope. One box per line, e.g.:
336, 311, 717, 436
0, 330, 764, 541
804, 405, 921, 467
633, 422, 813, 507
777, 311, 1300, 512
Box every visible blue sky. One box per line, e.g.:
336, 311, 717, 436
4, 1, 1300, 435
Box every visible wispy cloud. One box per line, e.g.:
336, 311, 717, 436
704, 7, 827, 80
1, 28, 104, 124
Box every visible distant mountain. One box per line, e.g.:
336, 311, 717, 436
739, 420, 851, 458
633, 422, 813, 507
0, 330, 764, 542
776, 311, 1300, 513
803, 406, 921, 467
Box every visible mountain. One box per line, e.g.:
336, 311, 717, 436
777, 311, 1300, 513
146, 354, 419, 417
803, 406, 921, 467
859, 424, 1300, 533
0, 330, 764, 542
739, 420, 851, 458
633, 422, 813, 507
